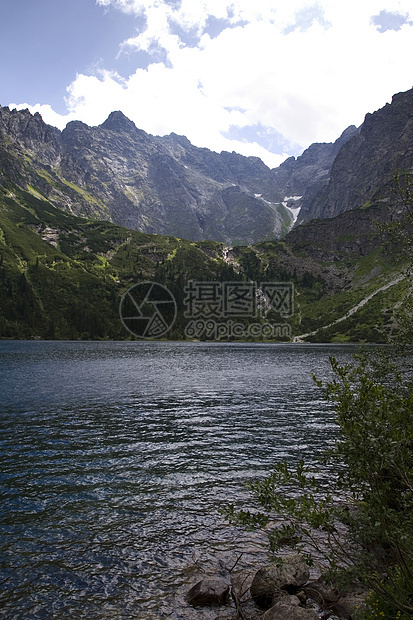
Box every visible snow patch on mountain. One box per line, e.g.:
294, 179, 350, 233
282, 196, 302, 223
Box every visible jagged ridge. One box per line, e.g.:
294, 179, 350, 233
0, 106, 356, 245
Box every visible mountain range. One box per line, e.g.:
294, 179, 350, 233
0, 87, 412, 342
0, 103, 358, 245
2, 87, 413, 245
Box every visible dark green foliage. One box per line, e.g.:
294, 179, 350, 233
0, 184, 255, 340
322, 353, 413, 615
0, 175, 408, 342
223, 350, 413, 615
238, 248, 262, 281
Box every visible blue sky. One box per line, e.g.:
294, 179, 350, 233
1, 1, 139, 113
2, 0, 413, 168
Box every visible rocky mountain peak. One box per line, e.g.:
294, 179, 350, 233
301, 87, 413, 222
0, 105, 297, 243
332, 125, 359, 155
2, 86, 412, 244
100, 111, 140, 134
167, 133, 192, 148
64, 120, 90, 131
0, 105, 61, 168
338, 124, 359, 140
61, 120, 92, 150
269, 124, 359, 225
0, 105, 60, 144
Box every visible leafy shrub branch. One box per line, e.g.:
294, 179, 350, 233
223, 349, 413, 616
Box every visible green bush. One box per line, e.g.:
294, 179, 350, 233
223, 347, 413, 616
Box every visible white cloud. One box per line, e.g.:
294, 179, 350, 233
10, 0, 413, 168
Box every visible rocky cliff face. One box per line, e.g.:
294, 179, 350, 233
2, 87, 411, 243
0, 105, 358, 245
0, 108, 291, 245
292, 125, 360, 224
300, 88, 413, 223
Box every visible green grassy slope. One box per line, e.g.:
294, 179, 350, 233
0, 186, 236, 339
0, 185, 406, 342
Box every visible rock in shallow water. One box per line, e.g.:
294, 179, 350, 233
186, 576, 230, 607
250, 555, 310, 608
303, 577, 340, 606
262, 602, 319, 620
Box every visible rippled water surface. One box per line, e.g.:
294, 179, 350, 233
0, 341, 356, 618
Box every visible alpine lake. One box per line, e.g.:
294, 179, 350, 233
0, 340, 359, 619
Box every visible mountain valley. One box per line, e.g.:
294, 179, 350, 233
1, 88, 412, 342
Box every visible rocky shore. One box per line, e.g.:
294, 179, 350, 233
183, 554, 367, 620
